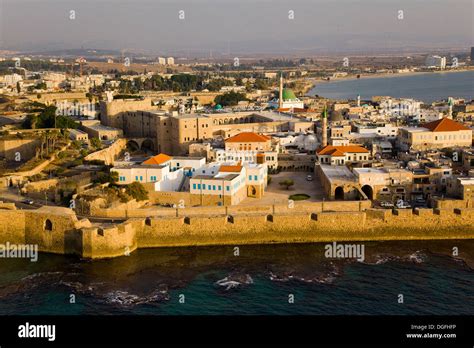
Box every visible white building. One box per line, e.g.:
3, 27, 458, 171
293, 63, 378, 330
425, 55, 447, 69
354, 124, 399, 139
3, 74, 23, 87
111, 153, 206, 190
167, 57, 175, 65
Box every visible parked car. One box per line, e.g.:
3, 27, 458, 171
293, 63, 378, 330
306, 175, 313, 181
380, 201, 394, 208
396, 199, 411, 209
21, 199, 34, 205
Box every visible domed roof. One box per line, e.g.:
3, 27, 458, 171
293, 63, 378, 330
329, 110, 344, 122
282, 88, 297, 100
214, 104, 223, 110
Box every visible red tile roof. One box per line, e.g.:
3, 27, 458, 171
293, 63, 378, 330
219, 165, 243, 173
422, 118, 470, 132
317, 145, 369, 156
225, 132, 271, 143
142, 153, 172, 165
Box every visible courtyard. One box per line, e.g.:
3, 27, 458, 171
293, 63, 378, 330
240, 171, 325, 206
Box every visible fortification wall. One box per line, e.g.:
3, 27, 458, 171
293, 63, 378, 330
0, 208, 26, 244
87, 200, 372, 219
0, 202, 472, 260
0, 138, 40, 161
24, 207, 83, 255
84, 138, 127, 165
434, 198, 473, 210
81, 221, 137, 259
133, 208, 474, 249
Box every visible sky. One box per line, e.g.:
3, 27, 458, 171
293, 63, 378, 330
0, 0, 472, 55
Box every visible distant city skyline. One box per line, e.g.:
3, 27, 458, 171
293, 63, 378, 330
0, 0, 473, 56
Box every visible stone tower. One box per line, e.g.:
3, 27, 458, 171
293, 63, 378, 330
322, 104, 328, 147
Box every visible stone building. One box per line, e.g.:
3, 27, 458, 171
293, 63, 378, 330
316, 145, 370, 166
398, 118, 472, 151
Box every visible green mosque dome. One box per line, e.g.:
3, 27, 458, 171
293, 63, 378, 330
282, 88, 297, 100
214, 104, 223, 110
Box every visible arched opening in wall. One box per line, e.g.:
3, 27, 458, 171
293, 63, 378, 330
101, 135, 108, 140
145, 217, 152, 226
361, 185, 374, 200
44, 219, 53, 231
335, 186, 344, 200
247, 185, 257, 197
126, 140, 140, 151
224, 119, 229, 124
141, 139, 155, 152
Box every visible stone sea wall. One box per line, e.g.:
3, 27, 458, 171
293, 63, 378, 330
0, 202, 472, 259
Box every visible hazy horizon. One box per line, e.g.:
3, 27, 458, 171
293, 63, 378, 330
0, 0, 473, 56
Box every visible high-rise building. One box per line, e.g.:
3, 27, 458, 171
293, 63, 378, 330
425, 55, 446, 69
167, 57, 175, 65
471, 47, 474, 64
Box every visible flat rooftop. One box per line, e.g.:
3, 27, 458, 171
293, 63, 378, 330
83, 123, 121, 131
401, 127, 428, 132
353, 167, 387, 175
319, 165, 356, 183
193, 173, 239, 181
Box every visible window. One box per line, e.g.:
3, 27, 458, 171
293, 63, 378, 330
254, 175, 258, 181
193, 184, 196, 189
44, 219, 53, 231
218, 185, 221, 190
213, 185, 216, 190
140, 176, 143, 181
135, 176, 139, 181
208, 185, 211, 190
226, 186, 230, 191
248, 175, 252, 181
198, 184, 201, 189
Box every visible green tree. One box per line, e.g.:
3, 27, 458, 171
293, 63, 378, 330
90, 137, 101, 149
214, 91, 248, 106
94, 171, 118, 184
279, 179, 294, 190
254, 78, 268, 90
125, 182, 148, 201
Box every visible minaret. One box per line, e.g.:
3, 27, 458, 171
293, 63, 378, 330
447, 97, 453, 119
278, 73, 283, 110
321, 104, 328, 147
357, 94, 361, 107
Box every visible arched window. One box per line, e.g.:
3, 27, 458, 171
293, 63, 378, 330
44, 219, 53, 231
145, 217, 152, 226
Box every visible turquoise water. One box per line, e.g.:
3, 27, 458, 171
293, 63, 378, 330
0, 241, 472, 315
308, 70, 474, 103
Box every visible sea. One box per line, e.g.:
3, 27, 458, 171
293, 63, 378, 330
307, 70, 474, 103
0, 240, 472, 315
